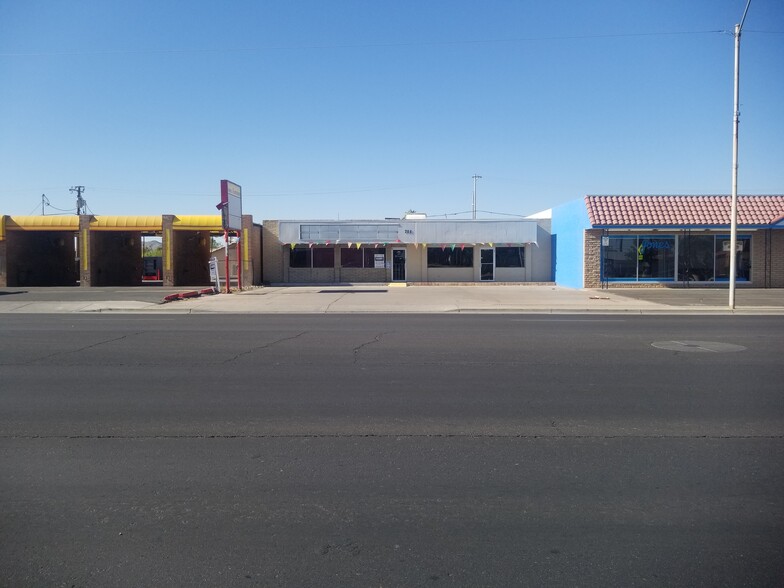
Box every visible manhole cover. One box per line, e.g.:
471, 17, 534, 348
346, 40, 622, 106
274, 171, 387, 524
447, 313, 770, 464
651, 340, 747, 353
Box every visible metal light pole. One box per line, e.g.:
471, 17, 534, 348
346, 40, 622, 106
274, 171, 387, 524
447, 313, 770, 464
472, 174, 482, 220
729, 0, 751, 309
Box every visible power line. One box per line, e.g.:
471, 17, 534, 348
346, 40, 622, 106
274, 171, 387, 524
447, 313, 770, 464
0, 30, 728, 58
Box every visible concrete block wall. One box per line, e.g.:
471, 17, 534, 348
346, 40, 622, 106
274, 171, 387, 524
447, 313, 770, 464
261, 221, 284, 284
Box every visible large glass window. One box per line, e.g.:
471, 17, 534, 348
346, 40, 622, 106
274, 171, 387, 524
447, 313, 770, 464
678, 235, 715, 281
637, 237, 675, 280
289, 246, 311, 268
340, 247, 362, 268
715, 235, 751, 281
290, 246, 334, 268
602, 237, 638, 279
677, 234, 751, 282
312, 248, 335, 268
363, 248, 386, 268
602, 236, 674, 281
340, 247, 386, 268
427, 247, 474, 268
495, 246, 525, 268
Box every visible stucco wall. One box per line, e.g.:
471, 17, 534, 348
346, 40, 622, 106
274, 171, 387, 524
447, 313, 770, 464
551, 199, 590, 288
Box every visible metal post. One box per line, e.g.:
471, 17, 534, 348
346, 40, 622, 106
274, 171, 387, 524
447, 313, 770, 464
730, 1, 751, 309
224, 230, 231, 293
237, 234, 242, 291
472, 175, 482, 220
729, 23, 741, 309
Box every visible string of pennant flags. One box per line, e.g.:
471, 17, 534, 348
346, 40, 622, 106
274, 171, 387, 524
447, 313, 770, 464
289, 242, 513, 249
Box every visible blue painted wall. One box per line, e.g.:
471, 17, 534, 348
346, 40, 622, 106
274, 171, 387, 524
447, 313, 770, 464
551, 198, 591, 288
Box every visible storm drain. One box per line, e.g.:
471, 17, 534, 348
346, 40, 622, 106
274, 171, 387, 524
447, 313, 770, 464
651, 340, 747, 353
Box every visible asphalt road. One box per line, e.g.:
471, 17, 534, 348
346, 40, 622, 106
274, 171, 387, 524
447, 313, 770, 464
1, 314, 783, 587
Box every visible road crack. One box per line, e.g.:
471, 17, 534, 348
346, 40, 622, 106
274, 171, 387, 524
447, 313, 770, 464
21, 332, 144, 364
221, 331, 308, 364
352, 333, 385, 363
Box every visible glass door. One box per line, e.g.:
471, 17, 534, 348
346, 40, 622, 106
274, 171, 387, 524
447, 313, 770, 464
392, 248, 406, 281
480, 248, 494, 281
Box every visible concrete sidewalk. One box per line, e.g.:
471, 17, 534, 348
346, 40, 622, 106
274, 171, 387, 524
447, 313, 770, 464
1, 284, 782, 314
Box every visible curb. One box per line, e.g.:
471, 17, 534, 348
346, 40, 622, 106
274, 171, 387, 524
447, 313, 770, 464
162, 288, 218, 303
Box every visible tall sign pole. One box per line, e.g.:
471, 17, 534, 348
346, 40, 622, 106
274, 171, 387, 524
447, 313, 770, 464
729, 0, 751, 310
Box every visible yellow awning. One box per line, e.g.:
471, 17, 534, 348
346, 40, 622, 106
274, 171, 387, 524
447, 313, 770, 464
173, 215, 223, 231
90, 215, 163, 231
5, 215, 80, 230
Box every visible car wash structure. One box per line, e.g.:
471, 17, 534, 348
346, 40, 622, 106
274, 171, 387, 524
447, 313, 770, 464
0, 213, 260, 288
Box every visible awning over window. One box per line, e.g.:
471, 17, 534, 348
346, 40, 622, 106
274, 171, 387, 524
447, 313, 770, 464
4, 215, 80, 231
172, 215, 223, 231
91, 216, 163, 231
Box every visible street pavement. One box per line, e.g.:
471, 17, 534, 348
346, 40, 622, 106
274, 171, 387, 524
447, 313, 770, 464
1, 314, 783, 586
0, 284, 782, 314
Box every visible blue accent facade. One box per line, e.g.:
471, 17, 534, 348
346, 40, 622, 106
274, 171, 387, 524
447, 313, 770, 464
551, 198, 591, 288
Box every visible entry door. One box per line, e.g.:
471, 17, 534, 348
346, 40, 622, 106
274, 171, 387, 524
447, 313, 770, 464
480, 248, 494, 281
392, 248, 406, 281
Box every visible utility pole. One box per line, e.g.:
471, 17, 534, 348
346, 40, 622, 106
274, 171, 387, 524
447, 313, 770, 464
472, 175, 482, 220
41, 194, 49, 215
729, 0, 751, 310
70, 186, 86, 215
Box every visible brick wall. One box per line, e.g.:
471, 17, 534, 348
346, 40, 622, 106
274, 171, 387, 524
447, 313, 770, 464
583, 229, 601, 288
339, 267, 387, 282
261, 220, 283, 284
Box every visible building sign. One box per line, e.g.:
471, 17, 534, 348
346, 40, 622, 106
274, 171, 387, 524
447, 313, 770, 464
374, 254, 385, 268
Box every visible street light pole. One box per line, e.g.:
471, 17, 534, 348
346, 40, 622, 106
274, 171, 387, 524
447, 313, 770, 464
472, 174, 482, 220
729, 0, 751, 310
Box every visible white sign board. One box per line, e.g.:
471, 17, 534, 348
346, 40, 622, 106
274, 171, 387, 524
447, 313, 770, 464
374, 253, 385, 269
209, 256, 220, 289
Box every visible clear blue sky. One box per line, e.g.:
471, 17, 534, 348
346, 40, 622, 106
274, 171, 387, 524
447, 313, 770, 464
1, 0, 782, 220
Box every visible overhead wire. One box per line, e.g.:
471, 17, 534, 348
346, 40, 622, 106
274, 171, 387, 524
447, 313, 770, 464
0, 29, 729, 58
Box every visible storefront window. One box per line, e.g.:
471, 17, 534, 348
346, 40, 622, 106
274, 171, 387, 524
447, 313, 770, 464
495, 246, 524, 268
312, 248, 334, 268
289, 246, 311, 268
602, 236, 674, 281
678, 235, 715, 281
638, 237, 675, 280
290, 246, 333, 268
340, 247, 363, 268
602, 237, 638, 279
427, 247, 473, 268
715, 235, 750, 281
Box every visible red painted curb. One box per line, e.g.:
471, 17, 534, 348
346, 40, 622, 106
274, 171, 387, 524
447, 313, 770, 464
178, 291, 201, 299
199, 288, 217, 296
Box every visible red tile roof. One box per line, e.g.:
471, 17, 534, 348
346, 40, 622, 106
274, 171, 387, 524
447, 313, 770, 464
586, 195, 784, 227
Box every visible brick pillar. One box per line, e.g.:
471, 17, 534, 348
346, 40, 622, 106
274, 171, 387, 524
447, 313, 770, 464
583, 229, 602, 288
162, 215, 175, 287
78, 215, 92, 287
